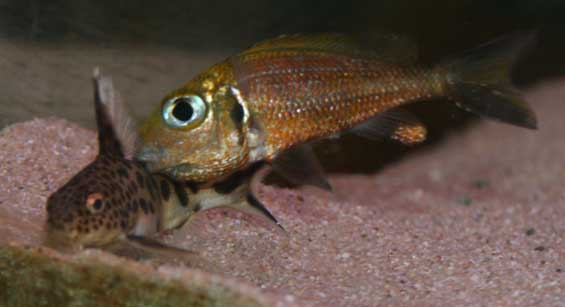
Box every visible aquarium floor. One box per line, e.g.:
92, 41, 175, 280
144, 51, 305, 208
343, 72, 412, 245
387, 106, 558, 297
1, 81, 564, 306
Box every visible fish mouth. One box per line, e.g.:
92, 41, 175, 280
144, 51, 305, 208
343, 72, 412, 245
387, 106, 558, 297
136, 146, 163, 163
44, 224, 121, 249
136, 146, 173, 172
162, 163, 193, 179
137, 146, 194, 179
43, 225, 80, 250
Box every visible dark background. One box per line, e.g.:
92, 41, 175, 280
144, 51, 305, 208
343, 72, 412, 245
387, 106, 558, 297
0, 0, 564, 172
2, 0, 564, 77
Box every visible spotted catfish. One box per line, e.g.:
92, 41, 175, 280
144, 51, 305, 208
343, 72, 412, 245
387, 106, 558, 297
45, 70, 282, 249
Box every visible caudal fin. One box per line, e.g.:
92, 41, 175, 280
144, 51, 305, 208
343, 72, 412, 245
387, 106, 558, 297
441, 32, 537, 129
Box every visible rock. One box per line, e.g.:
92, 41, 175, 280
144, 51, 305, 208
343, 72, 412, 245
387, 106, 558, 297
0, 243, 273, 307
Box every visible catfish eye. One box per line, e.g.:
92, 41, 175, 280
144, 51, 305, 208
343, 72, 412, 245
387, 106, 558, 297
86, 192, 105, 214
162, 95, 207, 128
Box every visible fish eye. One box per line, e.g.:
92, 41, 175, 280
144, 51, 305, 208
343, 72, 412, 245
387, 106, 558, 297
85, 192, 105, 214
162, 95, 207, 128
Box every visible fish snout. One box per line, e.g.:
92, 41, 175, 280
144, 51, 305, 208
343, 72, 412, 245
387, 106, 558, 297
46, 194, 71, 230
43, 225, 79, 250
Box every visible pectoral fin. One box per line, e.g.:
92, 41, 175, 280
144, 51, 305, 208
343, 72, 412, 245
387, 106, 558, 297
194, 183, 286, 234
124, 235, 197, 257
272, 144, 332, 191
239, 192, 286, 233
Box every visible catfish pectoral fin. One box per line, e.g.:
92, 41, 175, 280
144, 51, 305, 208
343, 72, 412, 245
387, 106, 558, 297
124, 235, 198, 257
244, 192, 287, 234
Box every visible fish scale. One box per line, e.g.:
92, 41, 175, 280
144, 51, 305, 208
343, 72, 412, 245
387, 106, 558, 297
138, 33, 537, 186
240, 54, 439, 157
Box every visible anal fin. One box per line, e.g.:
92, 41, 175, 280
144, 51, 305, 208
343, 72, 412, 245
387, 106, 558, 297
351, 108, 427, 145
390, 121, 427, 145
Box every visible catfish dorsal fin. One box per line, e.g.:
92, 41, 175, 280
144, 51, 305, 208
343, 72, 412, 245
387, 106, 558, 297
92, 68, 138, 158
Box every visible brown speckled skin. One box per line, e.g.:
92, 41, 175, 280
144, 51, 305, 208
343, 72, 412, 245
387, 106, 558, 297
139, 35, 444, 182
46, 156, 159, 246
46, 74, 174, 247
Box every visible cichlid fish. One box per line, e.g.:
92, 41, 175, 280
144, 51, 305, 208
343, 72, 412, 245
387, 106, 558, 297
45, 70, 282, 249
137, 33, 537, 188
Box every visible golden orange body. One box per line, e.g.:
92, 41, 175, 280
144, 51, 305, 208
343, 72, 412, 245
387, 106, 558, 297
138, 33, 536, 183
234, 49, 442, 157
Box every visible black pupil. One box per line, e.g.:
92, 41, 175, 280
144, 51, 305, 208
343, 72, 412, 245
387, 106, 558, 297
172, 98, 194, 122
93, 199, 103, 210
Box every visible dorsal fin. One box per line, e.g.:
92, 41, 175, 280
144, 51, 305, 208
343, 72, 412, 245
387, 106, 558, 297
93, 68, 137, 158
241, 32, 418, 62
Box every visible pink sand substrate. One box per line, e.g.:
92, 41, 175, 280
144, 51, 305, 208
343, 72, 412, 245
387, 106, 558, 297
0, 81, 564, 306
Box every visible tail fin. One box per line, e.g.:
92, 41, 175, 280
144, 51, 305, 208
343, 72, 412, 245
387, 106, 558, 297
441, 32, 537, 129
